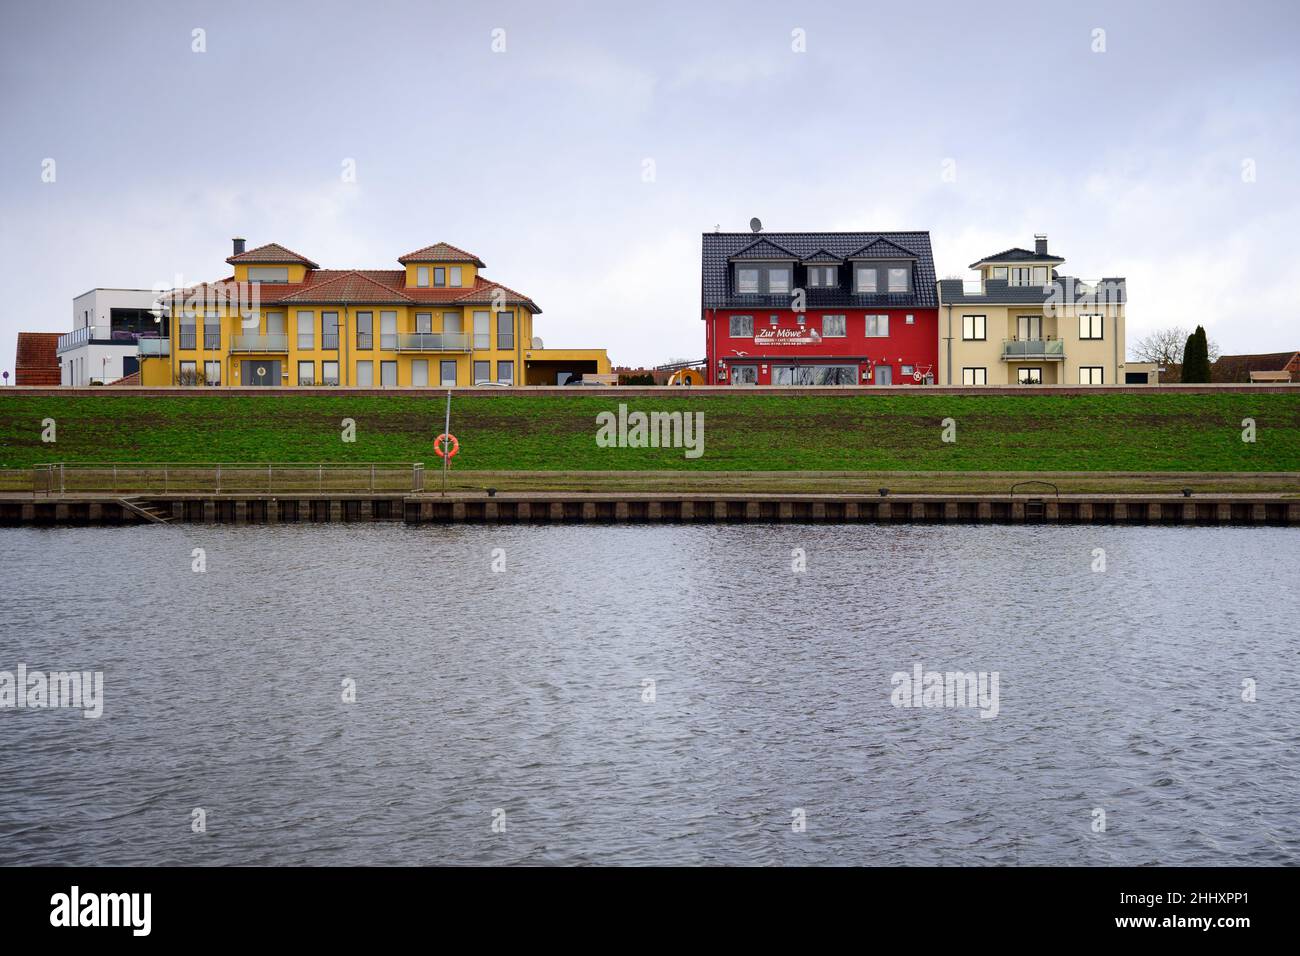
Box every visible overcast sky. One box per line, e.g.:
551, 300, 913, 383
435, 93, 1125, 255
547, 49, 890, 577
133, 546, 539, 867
1, 0, 1297, 376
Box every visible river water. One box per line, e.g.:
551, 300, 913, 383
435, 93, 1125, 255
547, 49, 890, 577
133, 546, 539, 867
0, 524, 1296, 866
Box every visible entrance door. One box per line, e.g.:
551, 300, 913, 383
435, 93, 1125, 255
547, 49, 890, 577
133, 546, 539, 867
241, 359, 281, 386
731, 364, 758, 385
875, 365, 893, 385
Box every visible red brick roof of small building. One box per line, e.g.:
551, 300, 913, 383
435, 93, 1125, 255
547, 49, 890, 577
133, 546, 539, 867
397, 242, 485, 266
1213, 351, 1300, 382
226, 242, 321, 268
15, 332, 62, 386
107, 370, 141, 386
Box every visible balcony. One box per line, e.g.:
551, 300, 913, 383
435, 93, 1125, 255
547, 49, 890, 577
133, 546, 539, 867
231, 333, 289, 353
57, 325, 158, 353
395, 332, 472, 352
1001, 338, 1064, 361
137, 337, 170, 356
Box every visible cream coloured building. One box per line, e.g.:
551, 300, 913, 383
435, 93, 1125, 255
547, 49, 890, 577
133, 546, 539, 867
937, 235, 1132, 385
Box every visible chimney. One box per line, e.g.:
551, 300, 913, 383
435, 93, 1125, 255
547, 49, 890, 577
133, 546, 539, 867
232, 237, 246, 256
1034, 234, 1048, 256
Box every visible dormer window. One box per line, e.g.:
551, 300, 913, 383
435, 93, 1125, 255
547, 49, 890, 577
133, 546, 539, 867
807, 266, 837, 288
247, 267, 289, 284
416, 266, 430, 287
1010, 266, 1049, 287
887, 268, 909, 293
733, 263, 792, 294
855, 267, 877, 293
991, 267, 1008, 280
434, 267, 446, 287
450, 266, 462, 287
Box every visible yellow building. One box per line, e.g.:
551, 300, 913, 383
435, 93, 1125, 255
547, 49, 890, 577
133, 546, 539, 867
143, 239, 610, 387
936, 235, 1133, 386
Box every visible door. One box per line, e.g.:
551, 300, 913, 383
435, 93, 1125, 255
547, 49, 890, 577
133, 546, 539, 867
241, 360, 280, 386
875, 364, 893, 385
731, 364, 758, 385
440, 361, 457, 386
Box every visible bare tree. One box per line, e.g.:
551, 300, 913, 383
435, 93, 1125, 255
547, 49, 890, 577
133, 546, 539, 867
1131, 326, 1220, 366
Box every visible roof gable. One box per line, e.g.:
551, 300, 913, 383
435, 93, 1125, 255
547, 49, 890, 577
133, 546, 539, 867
397, 242, 486, 267
801, 248, 844, 263
969, 247, 1065, 268
728, 237, 798, 261
278, 271, 414, 304
846, 237, 917, 260
227, 242, 320, 268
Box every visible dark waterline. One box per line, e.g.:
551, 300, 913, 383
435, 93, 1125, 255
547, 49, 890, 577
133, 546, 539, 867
0, 524, 1296, 866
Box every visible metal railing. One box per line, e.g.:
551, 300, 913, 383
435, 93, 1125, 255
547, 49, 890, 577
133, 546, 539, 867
33, 462, 425, 495
1001, 338, 1065, 360
231, 333, 290, 353
395, 332, 473, 352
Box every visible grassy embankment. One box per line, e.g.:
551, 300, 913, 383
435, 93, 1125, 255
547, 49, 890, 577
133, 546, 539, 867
0, 391, 1297, 494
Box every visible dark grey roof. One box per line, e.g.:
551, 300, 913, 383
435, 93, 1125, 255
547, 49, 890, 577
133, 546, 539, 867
969, 247, 1065, 268
703, 231, 937, 309
847, 237, 917, 260
728, 237, 798, 260
937, 277, 1126, 306
801, 248, 843, 263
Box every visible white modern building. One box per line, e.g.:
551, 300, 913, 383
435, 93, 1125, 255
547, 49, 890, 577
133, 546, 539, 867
60, 288, 169, 385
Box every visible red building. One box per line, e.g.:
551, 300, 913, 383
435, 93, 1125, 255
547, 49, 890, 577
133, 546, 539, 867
701, 231, 938, 385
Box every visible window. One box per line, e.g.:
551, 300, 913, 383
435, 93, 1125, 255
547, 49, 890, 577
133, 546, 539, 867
865, 314, 889, 337
179, 314, 197, 350
204, 360, 221, 385
807, 265, 837, 287
729, 315, 754, 337
296, 311, 314, 349
356, 360, 373, 387
440, 360, 457, 386
1010, 267, 1032, 287
736, 268, 759, 293
962, 367, 987, 385
1011, 267, 1049, 287
906, 314, 915, 325
179, 360, 197, 385
962, 315, 987, 341
322, 361, 340, 386
496, 312, 514, 349
416, 266, 429, 288
1017, 315, 1043, 340
266, 312, 285, 336
731, 365, 758, 385
772, 365, 857, 385
901, 365, 914, 378
443, 312, 462, 334
356, 312, 373, 349
473, 311, 490, 349
247, 267, 289, 283
992, 267, 1008, 280
449, 266, 462, 287
204, 313, 220, 350
769, 315, 778, 326
380, 361, 397, 387
1018, 367, 1043, 385
298, 360, 314, 386
855, 267, 877, 293
411, 359, 429, 386
887, 268, 909, 292
321, 312, 339, 349
767, 267, 790, 293
380, 311, 397, 350
473, 360, 491, 384
1080, 366, 1104, 385
1079, 314, 1103, 339
434, 267, 445, 287
1033, 266, 1048, 285
415, 312, 432, 334
497, 360, 514, 385
822, 315, 846, 337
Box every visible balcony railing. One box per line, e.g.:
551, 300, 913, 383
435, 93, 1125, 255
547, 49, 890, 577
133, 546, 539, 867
1001, 338, 1065, 360
395, 332, 473, 352
231, 333, 289, 353
138, 337, 170, 356
57, 325, 161, 353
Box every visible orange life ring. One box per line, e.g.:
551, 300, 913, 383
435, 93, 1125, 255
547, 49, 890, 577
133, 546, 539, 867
434, 433, 459, 459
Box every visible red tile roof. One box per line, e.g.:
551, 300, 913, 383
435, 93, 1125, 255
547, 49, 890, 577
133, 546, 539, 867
227, 242, 321, 268
397, 242, 485, 267
15, 332, 62, 386
161, 269, 540, 312
107, 370, 141, 386
1213, 351, 1300, 383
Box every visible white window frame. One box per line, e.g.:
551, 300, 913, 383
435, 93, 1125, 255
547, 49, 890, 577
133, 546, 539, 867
855, 267, 877, 293
416, 266, 430, 288
767, 267, 791, 293
496, 360, 514, 385
865, 314, 889, 337
356, 360, 373, 387
380, 311, 397, 350
822, 315, 846, 337
736, 267, 759, 293
411, 359, 429, 386
729, 314, 754, 338
887, 267, 908, 292
449, 266, 462, 287
440, 360, 457, 386
321, 360, 340, 386
473, 311, 490, 349
298, 360, 314, 386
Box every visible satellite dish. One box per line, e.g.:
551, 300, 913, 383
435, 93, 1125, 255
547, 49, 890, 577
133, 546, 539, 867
749, 217, 763, 233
